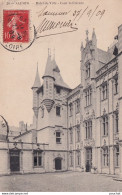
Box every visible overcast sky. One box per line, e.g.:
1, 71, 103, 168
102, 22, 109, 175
0, 0, 122, 127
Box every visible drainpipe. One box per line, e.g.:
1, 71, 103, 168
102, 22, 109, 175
67, 99, 69, 171
74, 100, 76, 171
99, 86, 102, 174
111, 78, 115, 175
107, 74, 110, 175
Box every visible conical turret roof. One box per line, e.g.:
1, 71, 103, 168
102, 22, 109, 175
42, 49, 54, 79
32, 65, 41, 88
42, 49, 70, 89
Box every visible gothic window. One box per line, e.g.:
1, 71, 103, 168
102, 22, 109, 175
56, 106, 61, 116
85, 121, 92, 139
69, 151, 73, 167
76, 125, 80, 142
33, 150, 42, 167
85, 88, 92, 106
114, 112, 119, 133
69, 103, 73, 116
102, 147, 109, 167
114, 77, 118, 95
76, 99, 80, 113
86, 62, 90, 78
102, 116, 108, 136
70, 129, 73, 144
102, 83, 108, 100
115, 146, 119, 167
76, 150, 80, 166
56, 131, 61, 144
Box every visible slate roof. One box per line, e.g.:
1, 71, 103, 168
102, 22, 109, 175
42, 54, 70, 89
97, 48, 110, 64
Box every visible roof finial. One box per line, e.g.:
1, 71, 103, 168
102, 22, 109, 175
48, 48, 51, 57
92, 28, 96, 37
86, 29, 89, 41
32, 63, 41, 88
53, 47, 55, 60
80, 41, 84, 51
92, 28, 97, 46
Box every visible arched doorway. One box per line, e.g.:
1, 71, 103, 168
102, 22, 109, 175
55, 158, 62, 170
9, 149, 20, 172
85, 148, 92, 172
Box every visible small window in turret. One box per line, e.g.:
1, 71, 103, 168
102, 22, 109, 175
41, 108, 44, 118
56, 86, 61, 94
56, 106, 61, 116
46, 81, 48, 89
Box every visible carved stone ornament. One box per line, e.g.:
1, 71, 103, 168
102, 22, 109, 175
103, 108, 106, 115
84, 139, 95, 147
104, 139, 106, 146
116, 102, 119, 111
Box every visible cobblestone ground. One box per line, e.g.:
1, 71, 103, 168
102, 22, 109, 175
0, 172, 122, 192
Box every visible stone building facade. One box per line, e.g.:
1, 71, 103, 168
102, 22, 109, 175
0, 24, 122, 177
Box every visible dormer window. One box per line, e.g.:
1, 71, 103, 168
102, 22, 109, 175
86, 62, 90, 78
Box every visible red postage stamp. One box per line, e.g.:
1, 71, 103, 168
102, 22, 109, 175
3, 10, 29, 43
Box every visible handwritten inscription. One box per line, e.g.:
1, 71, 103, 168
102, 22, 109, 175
1, 2, 106, 52
36, 4, 105, 38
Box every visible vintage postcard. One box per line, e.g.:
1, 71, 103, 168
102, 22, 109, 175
0, 0, 122, 192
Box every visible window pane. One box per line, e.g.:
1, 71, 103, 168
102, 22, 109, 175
56, 132, 60, 137
56, 106, 60, 116
38, 156, 42, 166
56, 138, 61, 143
34, 156, 37, 166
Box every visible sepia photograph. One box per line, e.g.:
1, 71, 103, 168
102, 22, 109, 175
0, 0, 122, 192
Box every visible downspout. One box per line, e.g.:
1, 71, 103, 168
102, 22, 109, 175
99, 86, 102, 174
107, 74, 110, 174
111, 78, 115, 174
67, 98, 69, 171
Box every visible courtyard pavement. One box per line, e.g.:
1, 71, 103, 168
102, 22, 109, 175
0, 171, 122, 192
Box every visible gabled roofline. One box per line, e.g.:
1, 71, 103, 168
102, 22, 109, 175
54, 84, 72, 91
13, 130, 33, 139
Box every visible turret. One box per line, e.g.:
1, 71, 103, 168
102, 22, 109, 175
32, 65, 41, 119
42, 49, 55, 112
